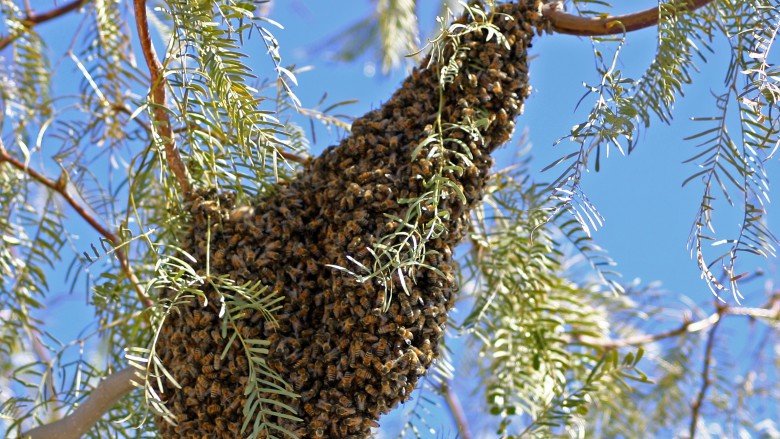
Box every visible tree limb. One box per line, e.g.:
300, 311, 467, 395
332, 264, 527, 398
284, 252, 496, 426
442, 381, 472, 439
542, 0, 716, 36
0, 146, 153, 308
133, 0, 192, 198
571, 296, 779, 349
22, 368, 139, 439
688, 315, 721, 438
0, 0, 89, 51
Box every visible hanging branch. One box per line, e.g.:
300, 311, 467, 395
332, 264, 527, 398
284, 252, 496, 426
0, 147, 153, 308
21, 368, 139, 439
542, 0, 716, 36
132, 0, 191, 198
0, 0, 89, 50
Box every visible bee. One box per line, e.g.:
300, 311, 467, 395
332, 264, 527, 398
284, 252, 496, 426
345, 417, 362, 429
375, 338, 389, 353
361, 313, 379, 326
195, 375, 209, 399
326, 364, 338, 382
396, 326, 414, 344
365, 384, 378, 397
355, 393, 366, 412
356, 367, 372, 381
316, 399, 333, 413
337, 405, 356, 417
339, 372, 354, 389
209, 382, 220, 399
378, 322, 396, 334
213, 352, 221, 370
303, 403, 316, 417
381, 379, 393, 397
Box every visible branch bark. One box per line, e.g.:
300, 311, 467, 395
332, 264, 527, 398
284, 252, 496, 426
133, 0, 192, 198
22, 368, 139, 439
0, 0, 89, 50
0, 146, 153, 308
542, 0, 716, 36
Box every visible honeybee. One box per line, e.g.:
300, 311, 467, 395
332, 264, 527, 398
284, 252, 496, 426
316, 399, 333, 413
381, 380, 392, 397
337, 405, 356, 417
345, 416, 362, 429
326, 364, 337, 382
209, 382, 220, 399
356, 367, 371, 381
339, 372, 354, 389
361, 313, 379, 326
378, 322, 396, 334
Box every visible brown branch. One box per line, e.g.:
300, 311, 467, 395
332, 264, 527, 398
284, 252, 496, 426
441, 381, 472, 439
542, 0, 716, 36
0, 0, 89, 51
133, 0, 191, 198
688, 316, 721, 438
0, 147, 153, 308
572, 296, 779, 349
22, 368, 139, 439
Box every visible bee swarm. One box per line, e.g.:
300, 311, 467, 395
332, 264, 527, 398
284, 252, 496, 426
157, 2, 544, 437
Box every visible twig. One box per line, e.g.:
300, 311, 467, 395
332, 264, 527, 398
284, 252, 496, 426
441, 381, 472, 439
571, 296, 779, 349
22, 368, 139, 439
0, 0, 89, 50
133, 0, 191, 198
543, 0, 716, 36
688, 315, 721, 438
0, 147, 153, 308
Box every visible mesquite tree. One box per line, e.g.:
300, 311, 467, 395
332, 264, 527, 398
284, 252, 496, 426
1, 0, 779, 438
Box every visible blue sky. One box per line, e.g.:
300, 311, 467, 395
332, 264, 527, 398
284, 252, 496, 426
9, 1, 779, 437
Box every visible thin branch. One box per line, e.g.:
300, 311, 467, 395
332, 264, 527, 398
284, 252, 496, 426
0, 147, 153, 308
441, 381, 472, 439
571, 296, 779, 349
22, 368, 139, 439
542, 0, 716, 36
132, 0, 192, 198
0, 0, 89, 51
688, 316, 721, 438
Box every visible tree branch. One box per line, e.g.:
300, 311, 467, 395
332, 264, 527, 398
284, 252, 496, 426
0, 147, 153, 308
22, 368, 139, 439
0, 0, 89, 51
571, 296, 779, 349
133, 0, 191, 198
542, 0, 716, 36
441, 381, 472, 439
688, 316, 721, 438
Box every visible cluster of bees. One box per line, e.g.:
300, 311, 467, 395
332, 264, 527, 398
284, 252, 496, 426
155, 1, 544, 437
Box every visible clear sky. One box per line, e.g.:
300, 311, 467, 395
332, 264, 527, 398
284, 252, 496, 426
13, 1, 779, 437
